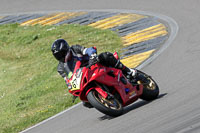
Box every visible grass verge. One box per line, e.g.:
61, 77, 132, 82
0, 23, 122, 133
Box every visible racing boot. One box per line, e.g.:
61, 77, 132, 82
115, 60, 149, 84
126, 68, 137, 79
114, 60, 137, 79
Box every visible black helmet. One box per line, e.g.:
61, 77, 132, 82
51, 39, 69, 62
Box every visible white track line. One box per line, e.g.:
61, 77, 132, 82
20, 103, 82, 133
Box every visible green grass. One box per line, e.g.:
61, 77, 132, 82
0, 23, 122, 133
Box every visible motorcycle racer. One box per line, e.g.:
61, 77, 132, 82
51, 39, 137, 81
50, 39, 158, 113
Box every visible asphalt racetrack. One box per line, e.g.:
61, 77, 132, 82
1, 0, 200, 133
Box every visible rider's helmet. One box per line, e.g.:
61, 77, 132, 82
51, 39, 69, 62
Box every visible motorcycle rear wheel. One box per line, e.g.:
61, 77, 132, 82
87, 90, 123, 117
137, 70, 159, 101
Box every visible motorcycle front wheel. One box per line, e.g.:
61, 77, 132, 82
87, 90, 123, 117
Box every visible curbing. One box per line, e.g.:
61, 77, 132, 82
0, 10, 170, 69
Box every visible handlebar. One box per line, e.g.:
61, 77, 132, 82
86, 55, 99, 68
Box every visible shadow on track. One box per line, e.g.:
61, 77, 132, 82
98, 93, 167, 120
123, 93, 167, 114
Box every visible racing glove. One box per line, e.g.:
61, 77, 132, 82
85, 47, 97, 56
64, 77, 72, 90
64, 76, 67, 81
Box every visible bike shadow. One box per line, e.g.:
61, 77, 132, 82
98, 93, 167, 120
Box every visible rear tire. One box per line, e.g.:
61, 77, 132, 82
137, 70, 159, 101
87, 90, 123, 117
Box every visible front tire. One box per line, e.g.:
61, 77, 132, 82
87, 90, 123, 117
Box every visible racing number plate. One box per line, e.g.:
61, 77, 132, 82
70, 69, 83, 91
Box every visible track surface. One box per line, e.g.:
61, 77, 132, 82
1, 0, 200, 133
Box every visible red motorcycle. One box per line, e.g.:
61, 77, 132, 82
67, 52, 159, 116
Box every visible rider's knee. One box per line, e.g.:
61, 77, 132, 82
98, 52, 117, 67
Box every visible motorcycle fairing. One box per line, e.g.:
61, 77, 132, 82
69, 61, 143, 106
